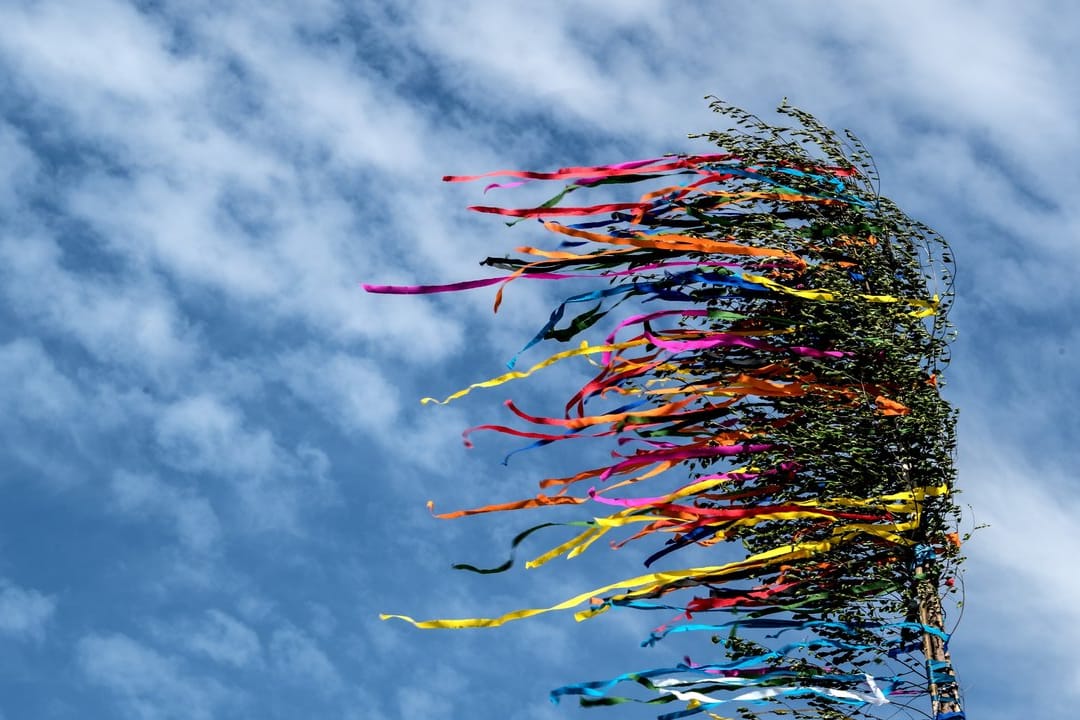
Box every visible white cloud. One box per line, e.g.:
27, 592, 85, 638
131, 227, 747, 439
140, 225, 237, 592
0, 1, 204, 116
199, 2, 430, 175
951, 439, 1080, 717
160, 609, 263, 669
78, 633, 234, 720
1, 0, 468, 366
110, 471, 222, 553
0, 578, 56, 642
195, 611, 262, 668
842, 3, 1073, 164
0, 121, 37, 215
154, 393, 335, 531
275, 347, 401, 436
306, 602, 337, 639
268, 625, 341, 694
0, 338, 81, 424
155, 394, 277, 478
0, 232, 197, 384
0, 338, 91, 485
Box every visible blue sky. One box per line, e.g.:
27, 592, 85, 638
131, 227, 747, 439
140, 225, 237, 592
1, 1, 1078, 718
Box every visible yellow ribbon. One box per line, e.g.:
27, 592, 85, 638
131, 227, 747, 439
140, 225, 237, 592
742, 273, 939, 318
381, 485, 949, 629
421, 339, 648, 404
524, 483, 950, 568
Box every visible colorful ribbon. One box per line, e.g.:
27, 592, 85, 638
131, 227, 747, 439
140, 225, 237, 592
368, 106, 961, 720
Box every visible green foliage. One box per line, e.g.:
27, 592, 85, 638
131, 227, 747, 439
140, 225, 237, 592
649, 99, 962, 715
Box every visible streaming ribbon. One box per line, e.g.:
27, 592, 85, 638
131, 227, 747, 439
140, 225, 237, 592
367, 132, 961, 720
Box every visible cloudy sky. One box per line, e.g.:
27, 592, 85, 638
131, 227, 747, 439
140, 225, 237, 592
1, 1, 1077, 718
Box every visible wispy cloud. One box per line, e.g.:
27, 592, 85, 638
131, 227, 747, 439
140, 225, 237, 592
110, 471, 222, 553
77, 633, 236, 720
0, 231, 197, 382
0, 578, 56, 642
0, 338, 88, 484
275, 347, 402, 437
154, 393, 335, 531
268, 624, 342, 694
154, 609, 263, 669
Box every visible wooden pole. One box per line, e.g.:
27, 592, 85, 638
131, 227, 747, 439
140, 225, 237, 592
915, 565, 963, 719
901, 462, 963, 720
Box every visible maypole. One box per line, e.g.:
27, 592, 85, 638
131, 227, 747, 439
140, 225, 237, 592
367, 99, 965, 720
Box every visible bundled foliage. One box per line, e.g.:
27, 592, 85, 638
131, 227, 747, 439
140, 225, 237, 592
368, 99, 964, 720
